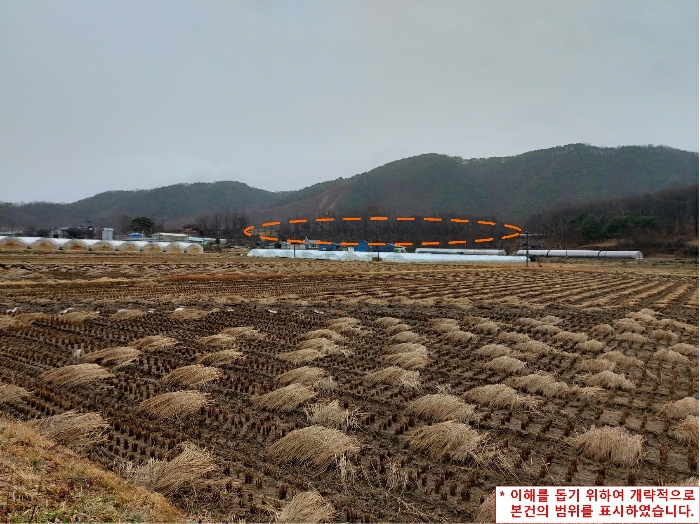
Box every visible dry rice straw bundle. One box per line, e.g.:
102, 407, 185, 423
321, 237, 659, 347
390, 330, 422, 343
570, 425, 643, 466
659, 397, 699, 419
668, 343, 698, 356
575, 340, 605, 354
197, 333, 240, 348
303, 400, 349, 429
267, 425, 360, 469
374, 317, 402, 327
444, 330, 478, 343
476, 344, 522, 359
507, 373, 571, 398
483, 356, 526, 374
553, 331, 588, 345
408, 421, 486, 461
599, 351, 644, 369
251, 383, 317, 412
276, 366, 328, 386
130, 335, 178, 351
138, 390, 210, 421
578, 359, 616, 373
514, 340, 556, 356
276, 491, 335, 523
127, 442, 218, 495
465, 384, 538, 410
83, 347, 141, 366
301, 329, 344, 342
406, 394, 476, 423
221, 326, 264, 339
364, 367, 421, 389
0, 316, 21, 329
40, 364, 114, 387
590, 324, 614, 336
30, 410, 109, 449
198, 349, 245, 367
584, 371, 634, 391
653, 349, 690, 365
61, 311, 100, 323
672, 417, 699, 446
276, 349, 325, 364
111, 309, 147, 320
498, 332, 531, 344
170, 308, 212, 320
162, 365, 221, 387
384, 349, 429, 370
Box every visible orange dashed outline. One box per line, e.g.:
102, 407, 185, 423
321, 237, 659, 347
248, 217, 522, 247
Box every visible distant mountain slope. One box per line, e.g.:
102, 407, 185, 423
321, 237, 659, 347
1, 144, 697, 229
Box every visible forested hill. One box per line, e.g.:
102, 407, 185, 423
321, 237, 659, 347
1, 144, 697, 230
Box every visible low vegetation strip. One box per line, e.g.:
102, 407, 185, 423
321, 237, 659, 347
0, 416, 183, 522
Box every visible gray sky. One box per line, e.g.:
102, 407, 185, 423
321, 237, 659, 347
1, 0, 697, 203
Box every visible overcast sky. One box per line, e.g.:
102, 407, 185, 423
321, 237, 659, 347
0, 0, 697, 203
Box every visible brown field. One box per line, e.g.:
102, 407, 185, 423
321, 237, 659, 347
0, 252, 698, 522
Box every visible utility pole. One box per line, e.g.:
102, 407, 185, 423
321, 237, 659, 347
376, 228, 380, 261
526, 231, 529, 267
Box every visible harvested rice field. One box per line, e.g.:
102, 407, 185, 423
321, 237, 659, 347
0, 253, 698, 522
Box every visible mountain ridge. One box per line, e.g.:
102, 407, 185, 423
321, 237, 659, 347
1, 144, 697, 230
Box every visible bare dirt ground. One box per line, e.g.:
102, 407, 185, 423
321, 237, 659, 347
0, 253, 697, 522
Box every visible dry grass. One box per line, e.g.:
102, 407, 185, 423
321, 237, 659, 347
553, 330, 588, 345
301, 329, 344, 341
570, 425, 643, 466
127, 442, 218, 495
389, 330, 422, 343
130, 335, 178, 351
276, 491, 335, 523
578, 359, 616, 373
61, 311, 100, 323
82, 347, 141, 366
364, 366, 421, 389
659, 397, 699, 419
533, 324, 561, 335
111, 309, 147, 320
303, 400, 351, 429
653, 348, 691, 365
668, 343, 699, 356
464, 384, 538, 410
251, 383, 317, 412
0, 384, 29, 404
473, 321, 499, 334
615, 332, 649, 345
384, 349, 429, 369
138, 390, 210, 421
475, 492, 496, 523
540, 315, 562, 325
430, 318, 460, 333
40, 364, 114, 387
221, 326, 264, 339
408, 421, 486, 461
406, 394, 476, 423
613, 318, 645, 333
483, 356, 526, 373
0, 417, 183, 522
599, 350, 644, 368
276, 349, 325, 364
672, 416, 699, 446
514, 340, 556, 356
583, 370, 635, 390
386, 323, 412, 335
197, 333, 240, 347
649, 329, 679, 344
591, 323, 615, 336
0, 316, 21, 329
498, 332, 531, 344
507, 372, 571, 398
161, 364, 221, 387
375, 317, 402, 327
387, 342, 427, 354
267, 425, 360, 469
572, 386, 606, 401
169, 308, 211, 320
476, 344, 521, 359
197, 349, 245, 366
277, 366, 328, 386
30, 410, 109, 450
444, 330, 478, 343
575, 340, 605, 354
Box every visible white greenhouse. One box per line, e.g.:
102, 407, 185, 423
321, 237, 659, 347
516, 249, 643, 259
